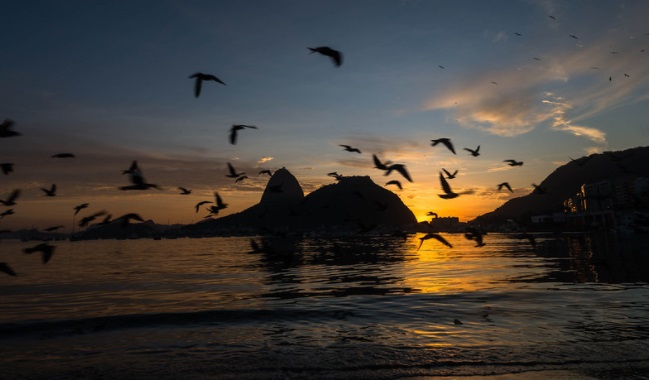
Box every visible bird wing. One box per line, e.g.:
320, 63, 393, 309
227, 163, 237, 176
194, 77, 202, 97
443, 140, 456, 154
207, 75, 226, 85
439, 172, 453, 194
215, 193, 225, 207
373, 155, 387, 170
442, 168, 452, 177
7, 189, 20, 203
229, 128, 238, 145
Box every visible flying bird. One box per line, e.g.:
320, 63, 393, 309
116, 213, 145, 228
372, 154, 391, 170
189, 72, 226, 97
431, 138, 456, 154
195, 200, 213, 213
624, 73, 630, 77
226, 163, 245, 178
548, 15, 556, 20
427, 211, 438, 217
40, 184, 57, 197
442, 168, 458, 179
532, 57, 541, 61
438, 65, 445, 69
178, 187, 192, 195
504, 159, 523, 166
308, 46, 343, 67
24, 243, 55, 264
259, 169, 273, 176
464, 226, 486, 247
235, 175, 248, 184
51, 153, 75, 158
0, 163, 13, 175
0, 262, 16, 277
385, 180, 402, 190
206, 192, 228, 216
78, 210, 108, 227
514, 32, 522, 36
0, 209, 14, 219
438, 172, 459, 199
418, 233, 453, 250
120, 162, 160, 190
569, 35, 578, 39
491, 81, 498, 85
464, 146, 480, 157
0, 189, 20, 206
73, 203, 89, 215
384, 164, 413, 183
229, 124, 258, 145
497, 182, 513, 193
340, 144, 361, 153
0, 119, 21, 137
43, 225, 65, 232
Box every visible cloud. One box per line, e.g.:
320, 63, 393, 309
257, 156, 274, 164
542, 94, 606, 144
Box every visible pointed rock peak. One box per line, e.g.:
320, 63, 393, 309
260, 167, 304, 204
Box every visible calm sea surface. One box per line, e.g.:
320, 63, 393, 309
0, 233, 647, 379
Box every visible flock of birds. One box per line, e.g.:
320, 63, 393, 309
0, 9, 645, 275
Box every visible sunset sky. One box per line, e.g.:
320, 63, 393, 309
0, 0, 648, 230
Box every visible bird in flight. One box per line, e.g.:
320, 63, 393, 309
497, 182, 513, 193
385, 163, 413, 183
548, 15, 556, 20
195, 200, 213, 213
418, 233, 453, 250
0, 209, 14, 219
491, 81, 498, 85
532, 57, 541, 61
427, 211, 438, 217
178, 187, 192, 195
259, 169, 273, 176
0, 262, 16, 277
226, 162, 245, 179
51, 153, 75, 158
442, 168, 458, 179
514, 32, 522, 36
385, 180, 402, 190
308, 46, 342, 67
235, 175, 248, 184
438, 172, 459, 199
73, 203, 89, 215
340, 144, 361, 153
464, 226, 486, 247
0, 119, 21, 138
504, 159, 523, 166
438, 65, 445, 69
372, 154, 391, 171
464, 146, 480, 157
79, 210, 108, 227
43, 225, 65, 232
230, 124, 257, 145
119, 162, 160, 190
1, 163, 13, 175
431, 138, 456, 154
40, 184, 57, 197
24, 243, 55, 264
0, 189, 20, 206
205, 192, 228, 217
189, 72, 226, 97
117, 213, 145, 228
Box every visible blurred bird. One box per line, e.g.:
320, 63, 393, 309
569, 34, 578, 39
235, 175, 249, 184
504, 159, 523, 166
1, 163, 14, 175
98, 214, 112, 225
308, 46, 343, 66
497, 182, 513, 193
438, 65, 445, 69
259, 169, 273, 176
178, 187, 192, 195
372, 154, 391, 170
120, 162, 160, 190
43, 225, 64, 232
385, 164, 413, 183
427, 211, 438, 217
514, 32, 522, 36
79, 210, 108, 227
327, 172, 343, 181
385, 180, 402, 190
189, 72, 226, 97
465, 226, 486, 247
40, 184, 57, 197
230, 124, 257, 145
0, 262, 16, 276
532, 57, 541, 61
122, 160, 139, 175
340, 144, 361, 153
431, 138, 456, 154
0, 209, 14, 219
117, 213, 145, 228
438, 172, 459, 199
206, 192, 228, 216
73, 203, 89, 215
51, 153, 75, 158
0, 189, 20, 206
195, 200, 213, 213
491, 81, 498, 85
442, 168, 458, 179
464, 146, 480, 157
24, 243, 55, 264
418, 233, 453, 250
226, 163, 245, 178
0, 119, 21, 137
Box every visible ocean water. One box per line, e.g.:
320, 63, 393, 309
0, 232, 647, 379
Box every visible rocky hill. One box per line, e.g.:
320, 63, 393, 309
471, 146, 648, 226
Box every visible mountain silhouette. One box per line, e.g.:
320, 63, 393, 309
472, 146, 648, 226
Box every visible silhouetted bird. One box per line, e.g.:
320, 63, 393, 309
73, 203, 89, 215
438, 65, 445, 69
418, 233, 453, 250
40, 184, 56, 197
308, 46, 342, 66
385, 180, 402, 190
98, 214, 112, 225
0, 119, 21, 137
24, 243, 55, 264
431, 138, 456, 154
0, 209, 14, 219
51, 153, 75, 158
178, 187, 192, 195
195, 200, 213, 213
1, 163, 13, 175
259, 169, 273, 176
533, 57, 541, 61
438, 172, 459, 199
117, 213, 145, 228
43, 225, 64, 232
206, 192, 228, 217
548, 15, 556, 20
531, 183, 547, 194
0, 262, 16, 276
609, 76, 612, 82
491, 81, 498, 85
120, 162, 160, 190
79, 210, 107, 227
504, 159, 523, 166
624, 73, 630, 77
122, 160, 138, 175
385, 164, 413, 183
427, 211, 438, 217
189, 72, 226, 97
497, 182, 513, 193
372, 154, 391, 170
442, 168, 458, 179
464, 146, 480, 156
514, 32, 522, 36
0, 189, 20, 206
569, 35, 578, 39
235, 175, 248, 184
465, 226, 486, 247
226, 163, 245, 178
229, 124, 257, 145
340, 144, 361, 153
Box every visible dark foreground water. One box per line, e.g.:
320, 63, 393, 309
0, 232, 647, 379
